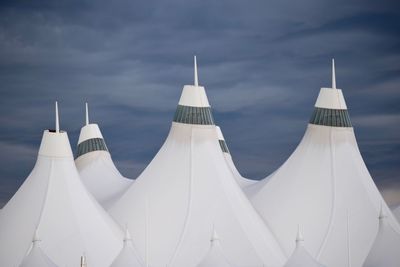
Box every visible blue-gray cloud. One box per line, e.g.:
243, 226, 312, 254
0, 0, 399, 207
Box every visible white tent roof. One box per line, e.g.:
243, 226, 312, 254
284, 226, 325, 267
110, 228, 144, 267
109, 57, 286, 267
248, 60, 400, 267
216, 126, 256, 187
196, 229, 232, 267
75, 103, 132, 209
19, 231, 58, 267
363, 206, 400, 267
0, 103, 123, 267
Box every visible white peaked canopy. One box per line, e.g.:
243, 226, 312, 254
248, 60, 400, 267
197, 229, 232, 267
110, 228, 144, 267
363, 206, 400, 267
19, 231, 58, 267
0, 103, 123, 267
216, 126, 256, 187
284, 226, 325, 267
75, 103, 132, 208
109, 57, 286, 267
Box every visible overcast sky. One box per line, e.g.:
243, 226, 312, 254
0, 0, 399, 208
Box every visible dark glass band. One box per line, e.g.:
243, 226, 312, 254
309, 107, 352, 127
173, 105, 215, 125
76, 138, 108, 158
219, 140, 230, 154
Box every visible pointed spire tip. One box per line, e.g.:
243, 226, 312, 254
194, 55, 199, 87
332, 58, 336, 89
85, 102, 89, 126
55, 101, 60, 133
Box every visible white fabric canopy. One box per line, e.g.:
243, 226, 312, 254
110, 121, 286, 267
109, 59, 286, 267
248, 62, 400, 267
196, 230, 232, 267
75, 108, 133, 209
76, 150, 132, 209
110, 228, 144, 267
363, 208, 400, 267
0, 129, 123, 267
284, 227, 325, 267
19, 232, 58, 267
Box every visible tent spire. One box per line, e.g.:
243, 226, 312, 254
194, 55, 199, 87
85, 102, 89, 126
296, 224, 304, 244
55, 101, 60, 133
332, 58, 336, 89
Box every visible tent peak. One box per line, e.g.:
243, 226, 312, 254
332, 58, 336, 89
55, 101, 60, 133
194, 55, 199, 87
312, 59, 349, 112
85, 102, 89, 126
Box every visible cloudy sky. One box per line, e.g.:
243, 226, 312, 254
0, 0, 399, 208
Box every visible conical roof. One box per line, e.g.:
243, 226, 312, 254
363, 206, 400, 267
216, 126, 256, 187
0, 103, 123, 267
19, 231, 59, 267
248, 60, 400, 267
196, 229, 232, 267
110, 227, 144, 267
284, 226, 325, 267
75, 103, 132, 209
109, 57, 286, 266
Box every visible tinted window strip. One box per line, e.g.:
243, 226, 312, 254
219, 140, 230, 154
76, 138, 108, 159
173, 105, 215, 125
309, 107, 352, 127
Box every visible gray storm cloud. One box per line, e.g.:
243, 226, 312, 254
0, 0, 399, 206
